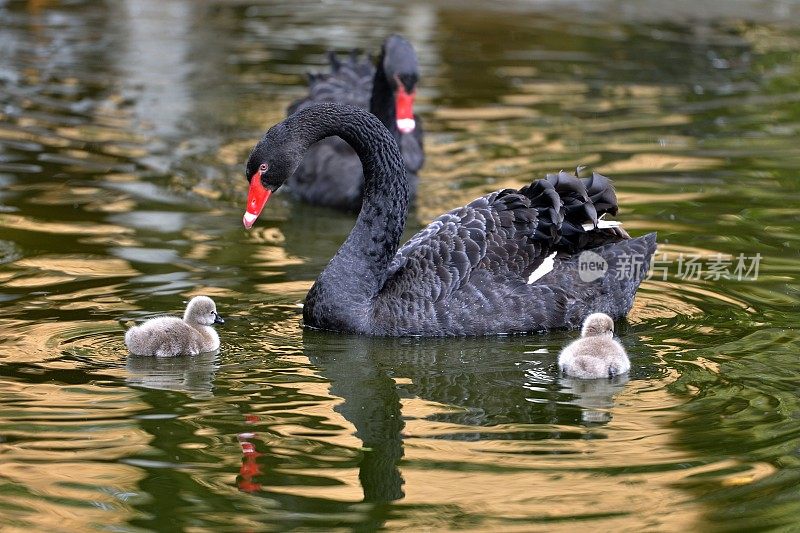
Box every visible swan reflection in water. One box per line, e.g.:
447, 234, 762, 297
125, 351, 220, 399
559, 374, 630, 425
233, 331, 635, 505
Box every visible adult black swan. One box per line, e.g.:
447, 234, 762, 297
284, 34, 424, 210
243, 103, 656, 336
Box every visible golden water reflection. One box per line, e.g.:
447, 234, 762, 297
260, 350, 777, 530
2, 0, 800, 530
0, 380, 149, 531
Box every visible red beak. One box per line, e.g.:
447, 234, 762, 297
243, 172, 271, 229
395, 85, 416, 134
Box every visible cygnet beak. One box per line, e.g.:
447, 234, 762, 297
214, 312, 225, 325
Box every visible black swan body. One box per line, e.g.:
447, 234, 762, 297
284, 34, 424, 211
243, 103, 656, 336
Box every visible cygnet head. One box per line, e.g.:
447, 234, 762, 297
581, 313, 614, 338
184, 296, 224, 326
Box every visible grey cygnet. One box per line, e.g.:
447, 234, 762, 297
125, 296, 224, 357
558, 313, 629, 379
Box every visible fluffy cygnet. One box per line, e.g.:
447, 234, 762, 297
558, 313, 629, 379
125, 296, 224, 357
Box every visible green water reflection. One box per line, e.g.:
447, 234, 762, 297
1, 0, 799, 531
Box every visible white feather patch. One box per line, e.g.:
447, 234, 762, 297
582, 219, 623, 231
527, 252, 557, 284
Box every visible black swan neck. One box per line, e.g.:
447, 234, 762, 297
369, 58, 397, 136
289, 104, 408, 331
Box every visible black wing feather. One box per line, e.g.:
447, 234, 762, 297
288, 51, 375, 116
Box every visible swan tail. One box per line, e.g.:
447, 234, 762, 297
327, 50, 343, 72
582, 171, 618, 217
516, 179, 563, 247
287, 50, 375, 116
521, 170, 628, 253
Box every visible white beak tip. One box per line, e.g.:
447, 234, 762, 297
243, 212, 258, 229
397, 118, 416, 134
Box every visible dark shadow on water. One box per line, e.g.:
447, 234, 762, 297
297, 328, 641, 507
302, 331, 407, 505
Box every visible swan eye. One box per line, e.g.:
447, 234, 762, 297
259, 163, 268, 173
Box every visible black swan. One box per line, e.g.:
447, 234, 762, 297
284, 34, 424, 210
243, 103, 656, 336
558, 313, 630, 378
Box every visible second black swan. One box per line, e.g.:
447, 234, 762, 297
285, 34, 424, 210
243, 103, 656, 336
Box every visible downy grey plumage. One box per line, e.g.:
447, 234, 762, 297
558, 313, 630, 378
125, 296, 224, 357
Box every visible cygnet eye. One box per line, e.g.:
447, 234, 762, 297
259, 163, 268, 173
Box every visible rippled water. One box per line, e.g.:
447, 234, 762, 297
1, 0, 800, 530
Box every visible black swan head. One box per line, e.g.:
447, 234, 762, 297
243, 103, 406, 230
371, 34, 419, 135
580, 312, 614, 337
242, 121, 302, 228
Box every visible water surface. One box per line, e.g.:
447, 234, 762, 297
1, 0, 800, 530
